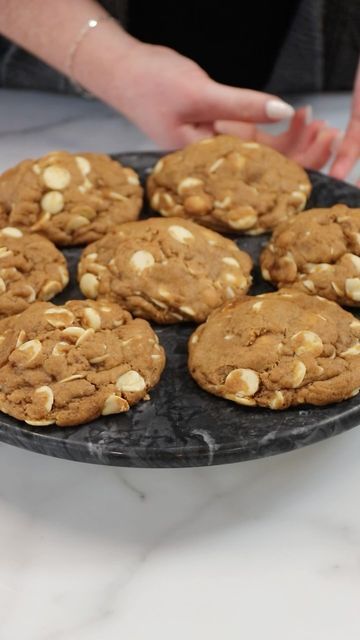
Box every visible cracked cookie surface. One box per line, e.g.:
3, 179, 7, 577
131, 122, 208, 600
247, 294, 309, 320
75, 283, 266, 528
0, 226, 68, 319
147, 135, 311, 234
260, 205, 360, 306
78, 217, 252, 324
188, 290, 360, 409
0, 300, 165, 427
0, 151, 143, 245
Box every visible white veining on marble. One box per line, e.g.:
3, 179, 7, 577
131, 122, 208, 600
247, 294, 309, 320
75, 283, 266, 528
0, 89, 360, 639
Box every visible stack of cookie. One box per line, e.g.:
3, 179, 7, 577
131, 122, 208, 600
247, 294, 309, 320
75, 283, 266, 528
0, 136, 359, 428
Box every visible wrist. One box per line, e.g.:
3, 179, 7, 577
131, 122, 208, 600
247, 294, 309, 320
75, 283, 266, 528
73, 19, 147, 104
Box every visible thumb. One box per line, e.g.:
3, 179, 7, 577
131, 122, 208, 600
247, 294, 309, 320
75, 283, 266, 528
201, 81, 295, 124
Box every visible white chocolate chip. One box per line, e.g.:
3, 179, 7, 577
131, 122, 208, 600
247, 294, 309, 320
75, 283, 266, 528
31, 213, 51, 231
291, 331, 323, 356
241, 142, 259, 149
18, 339, 42, 362
86, 253, 98, 262
225, 368, 260, 397
341, 343, 360, 357
1, 227, 23, 238
168, 225, 194, 244
190, 334, 199, 344
44, 307, 74, 328
52, 341, 70, 356
179, 305, 196, 316
43, 165, 71, 190
75, 156, 91, 175
177, 177, 203, 195
290, 190, 307, 203
40, 280, 63, 301
226, 286, 235, 298
15, 330, 26, 348
58, 265, 69, 287
350, 319, 360, 332
208, 158, 224, 173
32, 164, 41, 175
269, 391, 285, 409
25, 418, 54, 426
20, 285, 36, 303
61, 327, 86, 343
227, 152, 246, 170
150, 298, 168, 309
225, 394, 256, 406
151, 193, 161, 209
59, 373, 86, 383
302, 279, 316, 293
0, 247, 13, 258
153, 159, 164, 174
261, 267, 270, 281
347, 253, 360, 272
291, 360, 306, 387
35, 386, 54, 413
158, 287, 171, 300
224, 334, 235, 340
123, 168, 140, 185
73, 204, 96, 221
252, 301, 263, 312
83, 307, 101, 331
89, 354, 108, 364
78, 178, 93, 193
222, 256, 239, 267
305, 262, 332, 273
102, 393, 129, 415
214, 196, 232, 209
80, 273, 99, 298
41, 191, 64, 215
331, 281, 343, 296
66, 215, 90, 231
130, 250, 155, 273
109, 191, 127, 201
299, 183, 310, 192
76, 328, 95, 346
345, 278, 360, 301
116, 370, 146, 393
228, 213, 257, 230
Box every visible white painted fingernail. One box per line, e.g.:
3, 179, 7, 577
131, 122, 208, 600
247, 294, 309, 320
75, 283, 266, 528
266, 100, 295, 120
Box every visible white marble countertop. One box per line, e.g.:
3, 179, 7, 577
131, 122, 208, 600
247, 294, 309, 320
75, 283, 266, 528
1, 89, 360, 640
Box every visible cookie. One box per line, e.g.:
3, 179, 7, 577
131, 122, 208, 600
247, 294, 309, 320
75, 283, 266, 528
188, 290, 360, 409
0, 151, 143, 245
78, 217, 252, 324
260, 205, 360, 306
147, 135, 311, 234
0, 300, 165, 427
0, 226, 68, 319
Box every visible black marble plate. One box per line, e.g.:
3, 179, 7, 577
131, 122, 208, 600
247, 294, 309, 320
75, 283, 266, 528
1, 152, 360, 468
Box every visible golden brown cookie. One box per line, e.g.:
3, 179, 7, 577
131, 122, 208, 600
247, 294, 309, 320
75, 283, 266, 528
0, 226, 68, 319
147, 135, 311, 234
0, 151, 143, 246
260, 205, 360, 306
78, 217, 252, 324
188, 290, 360, 409
0, 300, 165, 427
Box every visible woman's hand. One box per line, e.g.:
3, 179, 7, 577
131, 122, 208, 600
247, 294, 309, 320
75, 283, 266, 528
115, 43, 296, 147
329, 61, 360, 185
117, 44, 340, 171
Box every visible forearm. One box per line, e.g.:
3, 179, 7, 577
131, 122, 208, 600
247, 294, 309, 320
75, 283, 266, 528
0, 0, 142, 114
